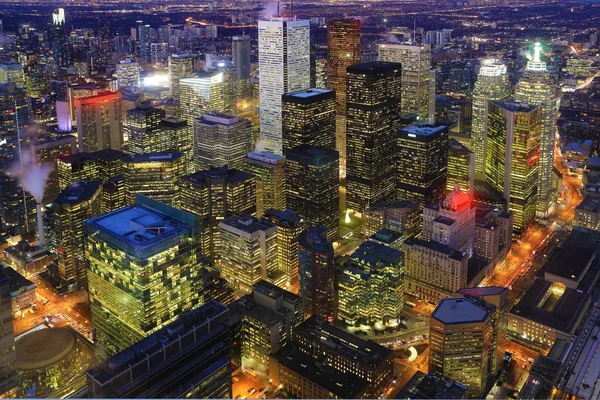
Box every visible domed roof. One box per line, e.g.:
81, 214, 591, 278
16, 328, 75, 370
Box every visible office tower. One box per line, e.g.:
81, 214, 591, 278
448, 138, 475, 196
179, 167, 256, 261
53, 181, 102, 290
363, 199, 421, 238
422, 185, 475, 254
285, 145, 340, 241
515, 43, 560, 215
50, 8, 71, 68
219, 215, 283, 293
396, 123, 449, 211
87, 301, 232, 399
200, 267, 235, 306
57, 149, 126, 192
179, 71, 227, 124
242, 152, 286, 217
397, 372, 468, 399
403, 238, 469, 302
258, 17, 310, 154
75, 92, 123, 153
125, 105, 166, 154
0, 62, 24, 89
168, 53, 193, 100
232, 35, 252, 102
338, 241, 404, 326
229, 280, 304, 373
194, 112, 253, 171
346, 62, 401, 213
327, 19, 361, 177
271, 316, 394, 399
101, 176, 126, 214
471, 60, 510, 179
0, 83, 35, 237
378, 43, 432, 120
30, 134, 77, 202
281, 89, 336, 154
159, 118, 194, 174
485, 101, 541, 234
0, 266, 16, 397
85, 195, 203, 356
263, 209, 304, 285
298, 227, 334, 320
115, 59, 140, 90
137, 23, 151, 63
124, 152, 186, 207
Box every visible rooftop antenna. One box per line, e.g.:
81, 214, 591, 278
277, 0, 280, 17
413, 17, 416, 45
290, 0, 293, 18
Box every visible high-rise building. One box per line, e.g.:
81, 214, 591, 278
75, 92, 123, 153
180, 71, 227, 124
115, 59, 140, 90
514, 43, 560, 215
87, 301, 232, 399
0, 266, 16, 397
338, 241, 404, 326
346, 62, 401, 213
263, 209, 304, 286
298, 227, 334, 320
485, 101, 541, 234
258, 17, 310, 154
0, 62, 24, 89
363, 199, 421, 238
219, 215, 283, 293
242, 152, 286, 217
57, 149, 126, 192
396, 123, 448, 211
125, 105, 166, 154
85, 195, 203, 356
53, 181, 102, 290
168, 53, 193, 101
159, 118, 194, 174
179, 167, 256, 261
471, 60, 511, 179
327, 19, 361, 178
378, 43, 431, 120
30, 135, 77, 202
429, 288, 509, 398
232, 35, 252, 103
447, 138, 475, 196
403, 238, 468, 302
422, 185, 475, 254
194, 112, 253, 171
285, 145, 340, 241
281, 88, 336, 155
137, 23, 151, 63
124, 152, 186, 207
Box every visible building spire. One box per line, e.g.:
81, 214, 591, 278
533, 42, 541, 63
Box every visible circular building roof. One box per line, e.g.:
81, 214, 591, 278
16, 328, 75, 370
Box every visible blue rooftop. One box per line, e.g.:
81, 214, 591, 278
402, 123, 448, 136
286, 88, 333, 98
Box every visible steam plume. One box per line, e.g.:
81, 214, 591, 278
260, 2, 284, 20
8, 147, 53, 203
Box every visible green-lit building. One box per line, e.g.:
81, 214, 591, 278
85, 195, 203, 356
485, 101, 541, 234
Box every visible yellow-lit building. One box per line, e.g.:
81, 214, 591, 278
447, 138, 474, 196
179, 71, 227, 124
263, 209, 304, 286
242, 151, 286, 218
85, 195, 203, 356
168, 53, 193, 101
125, 105, 166, 154
363, 199, 420, 238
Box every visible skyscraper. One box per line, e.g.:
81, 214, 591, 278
232, 35, 252, 104
258, 17, 310, 154
242, 151, 286, 217
282, 88, 336, 154
87, 301, 232, 399
0, 266, 16, 397
180, 71, 227, 124
396, 123, 448, 211
125, 105, 166, 154
219, 215, 284, 293
378, 43, 431, 120
263, 208, 305, 285
515, 43, 560, 215
485, 101, 541, 234
346, 62, 401, 214
53, 181, 102, 290
115, 59, 140, 90
447, 138, 475, 196
168, 53, 193, 101
75, 92, 123, 153
327, 19, 361, 177
194, 112, 253, 171
179, 167, 256, 261
124, 152, 186, 207
85, 195, 203, 356
159, 118, 194, 174
285, 145, 340, 242
471, 60, 511, 179
298, 227, 334, 320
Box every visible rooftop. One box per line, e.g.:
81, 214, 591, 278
54, 181, 102, 205
181, 167, 254, 186
298, 227, 333, 254
404, 238, 467, 262
396, 371, 468, 400
126, 151, 184, 163
245, 151, 285, 165
448, 138, 473, 154
286, 145, 339, 167
263, 208, 302, 225
4, 266, 35, 294
432, 297, 490, 325
545, 244, 595, 284
220, 215, 276, 235
490, 100, 539, 113
347, 61, 401, 74
576, 195, 600, 213
457, 286, 507, 297
282, 88, 335, 104
229, 294, 286, 327
402, 123, 448, 137
199, 112, 241, 126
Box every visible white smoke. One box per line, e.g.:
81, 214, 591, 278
386, 33, 402, 44
254, 138, 267, 153
520, 50, 532, 61
260, 1, 283, 20
8, 147, 53, 203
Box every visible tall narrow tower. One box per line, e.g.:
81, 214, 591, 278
515, 42, 559, 216
258, 17, 310, 154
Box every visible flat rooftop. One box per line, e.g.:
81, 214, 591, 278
245, 151, 285, 165
5, 266, 35, 294
181, 167, 254, 186
490, 100, 539, 113
396, 371, 468, 400
282, 88, 335, 104
402, 123, 448, 137
404, 238, 467, 262
54, 181, 102, 205
432, 297, 490, 325
286, 144, 339, 166
220, 215, 276, 235
126, 151, 184, 163
347, 61, 401, 74
545, 244, 595, 283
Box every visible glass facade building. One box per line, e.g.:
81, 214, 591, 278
263, 209, 304, 285
242, 151, 286, 218
75, 92, 123, 153
126, 105, 166, 155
